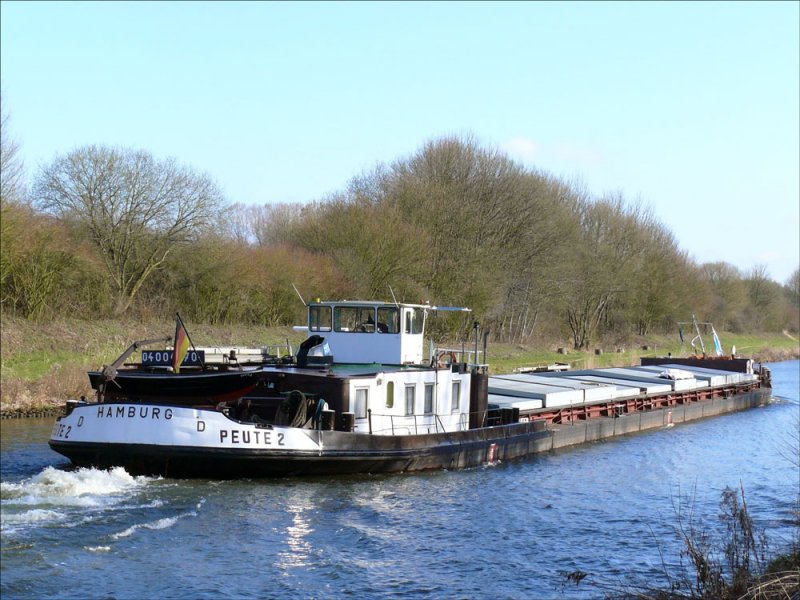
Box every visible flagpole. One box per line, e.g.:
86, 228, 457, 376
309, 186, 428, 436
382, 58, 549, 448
172, 316, 183, 373
176, 312, 206, 370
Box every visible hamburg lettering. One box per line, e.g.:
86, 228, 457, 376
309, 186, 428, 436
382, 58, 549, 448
97, 406, 173, 420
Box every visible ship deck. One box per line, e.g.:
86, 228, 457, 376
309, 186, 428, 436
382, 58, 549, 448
487, 363, 760, 423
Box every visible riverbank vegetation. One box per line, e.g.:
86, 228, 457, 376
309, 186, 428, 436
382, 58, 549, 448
568, 484, 800, 599
2, 134, 798, 340
651, 484, 798, 600
566, 422, 800, 599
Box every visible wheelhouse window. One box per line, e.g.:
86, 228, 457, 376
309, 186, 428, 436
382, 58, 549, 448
403, 308, 423, 334
309, 306, 332, 332
355, 388, 368, 419
451, 381, 461, 412
334, 306, 376, 333
405, 385, 415, 416
424, 383, 434, 414
376, 307, 399, 334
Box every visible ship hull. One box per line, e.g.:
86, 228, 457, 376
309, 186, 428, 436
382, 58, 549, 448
49, 387, 771, 478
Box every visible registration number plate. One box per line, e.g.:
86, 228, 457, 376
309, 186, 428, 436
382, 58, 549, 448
141, 350, 205, 366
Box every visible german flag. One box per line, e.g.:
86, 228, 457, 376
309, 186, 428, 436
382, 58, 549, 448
172, 314, 191, 373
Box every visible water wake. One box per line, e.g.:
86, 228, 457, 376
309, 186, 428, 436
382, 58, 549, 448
111, 514, 189, 539
1, 466, 157, 536
1, 466, 154, 507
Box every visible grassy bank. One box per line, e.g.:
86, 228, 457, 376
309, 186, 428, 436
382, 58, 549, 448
487, 330, 799, 372
1, 315, 797, 417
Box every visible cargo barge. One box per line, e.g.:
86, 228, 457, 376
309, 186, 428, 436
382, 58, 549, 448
49, 300, 772, 478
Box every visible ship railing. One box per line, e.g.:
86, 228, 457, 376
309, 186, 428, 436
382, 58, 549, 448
429, 345, 488, 371
365, 407, 555, 436
367, 411, 461, 436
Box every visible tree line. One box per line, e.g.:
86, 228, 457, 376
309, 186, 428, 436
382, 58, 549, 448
1, 113, 798, 348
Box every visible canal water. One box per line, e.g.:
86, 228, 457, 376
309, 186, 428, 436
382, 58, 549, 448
2, 361, 798, 599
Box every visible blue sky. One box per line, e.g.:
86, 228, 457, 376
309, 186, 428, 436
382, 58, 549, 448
2, 1, 798, 283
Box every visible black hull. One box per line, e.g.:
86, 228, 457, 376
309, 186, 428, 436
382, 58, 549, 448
51, 428, 553, 477
50, 388, 771, 478
88, 370, 262, 405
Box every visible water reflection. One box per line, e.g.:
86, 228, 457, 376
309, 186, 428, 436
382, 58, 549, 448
277, 488, 314, 569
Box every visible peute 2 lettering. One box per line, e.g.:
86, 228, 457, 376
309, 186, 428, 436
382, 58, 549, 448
219, 429, 285, 446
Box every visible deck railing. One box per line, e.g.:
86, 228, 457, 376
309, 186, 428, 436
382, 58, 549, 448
365, 410, 468, 436
430, 345, 489, 371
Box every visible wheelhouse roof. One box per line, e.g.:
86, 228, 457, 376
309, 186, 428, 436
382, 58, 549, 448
308, 300, 471, 312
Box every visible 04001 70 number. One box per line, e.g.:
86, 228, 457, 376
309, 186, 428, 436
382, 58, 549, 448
141, 350, 204, 366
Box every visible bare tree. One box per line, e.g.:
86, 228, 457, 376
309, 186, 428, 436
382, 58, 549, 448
701, 261, 747, 330
561, 195, 645, 349
747, 264, 773, 309
33, 145, 225, 314
0, 94, 25, 204
224, 202, 306, 247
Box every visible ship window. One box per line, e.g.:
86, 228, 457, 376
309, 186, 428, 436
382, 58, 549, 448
424, 383, 434, 414
452, 381, 461, 412
405, 385, 415, 416
377, 307, 399, 334
386, 381, 394, 408
355, 387, 368, 419
309, 306, 332, 332
404, 308, 423, 334
334, 306, 376, 333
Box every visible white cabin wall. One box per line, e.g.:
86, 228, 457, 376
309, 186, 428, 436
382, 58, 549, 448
350, 369, 472, 435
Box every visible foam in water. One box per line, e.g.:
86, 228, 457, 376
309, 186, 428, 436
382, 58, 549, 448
1, 466, 154, 508
111, 512, 197, 540
2, 508, 65, 526
1, 466, 157, 537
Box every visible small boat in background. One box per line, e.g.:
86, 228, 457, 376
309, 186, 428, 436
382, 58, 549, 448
87, 316, 296, 406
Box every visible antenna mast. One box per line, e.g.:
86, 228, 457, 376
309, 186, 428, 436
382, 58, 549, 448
291, 283, 307, 307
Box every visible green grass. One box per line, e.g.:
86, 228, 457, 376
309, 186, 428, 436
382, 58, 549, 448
2, 349, 84, 380
486, 332, 798, 374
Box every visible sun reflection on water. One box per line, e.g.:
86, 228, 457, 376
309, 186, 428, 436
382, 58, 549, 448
277, 498, 314, 568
